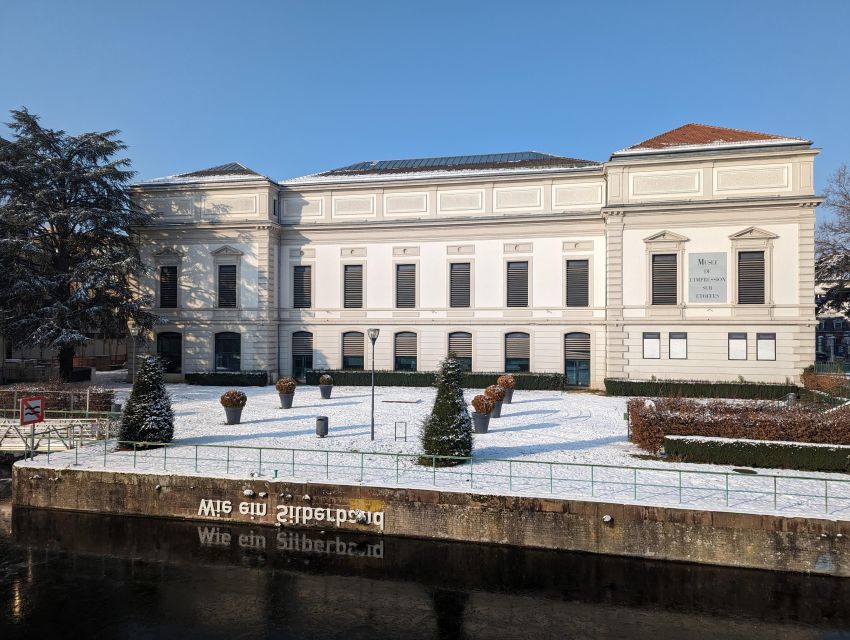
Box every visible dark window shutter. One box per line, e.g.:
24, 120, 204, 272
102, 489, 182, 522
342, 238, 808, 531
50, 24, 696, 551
651, 254, 677, 305
293, 265, 312, 308
343, 265, 363, 308
159, 266, 178, 308
738, 251, 765, 304
292, 331, 313, 356
342, 332, 364, 358
566, 260, 589, 307
449, 263, 471, 308
396, 264, 416, 308
564, 332, 591, 360
217, 265, 237, 308
448, 332, 472, 359
505, 332, 530, 358
394, 332, 417, 356
506, 261, 529, 307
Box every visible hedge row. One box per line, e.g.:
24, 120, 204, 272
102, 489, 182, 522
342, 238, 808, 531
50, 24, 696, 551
306, 370, 567, 390
606, 378, 799, 400
0, 384, 114, 411
663, 436, 850, 473
184, 371, 270, 386
629, 397, 850, 452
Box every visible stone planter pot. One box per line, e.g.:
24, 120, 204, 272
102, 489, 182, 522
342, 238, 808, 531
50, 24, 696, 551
491, 401, 503, 418
503, 388, 514, 404
224, 407, 243, 425
279, 393, 294, 409
320, 385, 333, 400
472, 412, 490, 434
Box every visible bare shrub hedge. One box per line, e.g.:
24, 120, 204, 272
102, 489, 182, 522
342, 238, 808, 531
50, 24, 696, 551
628, 397, 850, 453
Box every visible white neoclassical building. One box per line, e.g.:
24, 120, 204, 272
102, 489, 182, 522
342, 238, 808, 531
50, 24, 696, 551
130, 124, 820, 388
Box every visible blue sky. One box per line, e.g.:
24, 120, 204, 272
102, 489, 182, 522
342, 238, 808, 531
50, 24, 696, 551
1, 0, 848, 221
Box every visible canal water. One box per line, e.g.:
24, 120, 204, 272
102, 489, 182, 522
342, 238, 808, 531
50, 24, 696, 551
1, 500, 849, 639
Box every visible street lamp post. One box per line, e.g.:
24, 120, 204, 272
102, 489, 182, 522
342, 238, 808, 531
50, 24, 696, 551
367, 328, 380, 441
128, 319, 140, 385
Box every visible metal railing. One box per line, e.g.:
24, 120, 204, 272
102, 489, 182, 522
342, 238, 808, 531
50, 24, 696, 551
45, 439, 850, 517
1, 419, 116, 454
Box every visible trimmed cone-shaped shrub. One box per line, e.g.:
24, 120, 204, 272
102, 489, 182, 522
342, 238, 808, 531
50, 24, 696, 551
119, 355, 174, 445
419, 354, 473, 466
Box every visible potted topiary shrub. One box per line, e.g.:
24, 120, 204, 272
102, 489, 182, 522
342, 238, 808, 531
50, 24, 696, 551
471, 394, 495, 434
275, 376, 297, 409
497, 374, 517, 404
220, 390, 247, 424
319, 374, 334, 399
484, 384, 506, 418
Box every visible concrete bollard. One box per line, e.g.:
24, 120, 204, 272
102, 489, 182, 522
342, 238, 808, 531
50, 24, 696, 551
316, 416, 328, 438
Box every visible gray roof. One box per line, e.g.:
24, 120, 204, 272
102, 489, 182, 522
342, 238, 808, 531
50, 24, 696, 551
177, 162, 262, 178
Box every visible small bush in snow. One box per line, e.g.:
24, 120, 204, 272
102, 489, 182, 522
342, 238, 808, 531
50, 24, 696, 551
119, 356, 174, 445
484, 385, 505, 402
220, 390, 247, 408
496, 374, 517, 390
419, 353, 472, 466
275, 377, 297, 394
471, 394, 495, 415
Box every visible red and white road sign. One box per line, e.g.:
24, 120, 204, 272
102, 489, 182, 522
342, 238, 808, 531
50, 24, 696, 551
20, 396, 45, 425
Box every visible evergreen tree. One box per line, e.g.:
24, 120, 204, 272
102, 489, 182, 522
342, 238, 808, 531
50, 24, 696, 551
0, 108, 156, 380
419, 353, 472, 466
120, 355, 174, 444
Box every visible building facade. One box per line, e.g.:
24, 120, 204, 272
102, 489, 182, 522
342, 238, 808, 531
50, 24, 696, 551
130, 124, 820, 388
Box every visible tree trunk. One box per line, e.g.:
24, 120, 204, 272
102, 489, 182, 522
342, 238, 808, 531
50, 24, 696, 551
58, 345, 75, 382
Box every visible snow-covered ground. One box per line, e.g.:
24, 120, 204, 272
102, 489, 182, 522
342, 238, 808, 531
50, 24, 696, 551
22, 377, 850, 520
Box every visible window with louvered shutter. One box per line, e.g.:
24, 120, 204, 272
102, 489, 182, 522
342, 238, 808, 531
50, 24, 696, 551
293, 266, 312, 308
342, 331, 365, 370
292, 331, 313, 356
396, 264, 416, 308
159, 266, 178, 308
343, 265, 363, 309
394, 332, 417, 371
448, 332, 472, 371
217, 265, 237, 308
738, 251, 765, 304
506, 261, 528, 308
564, 333, 590, 360
505, 332, 530, 372
449, 263, 471, 308
566, 260, 589, 307
651, 254, 677, 305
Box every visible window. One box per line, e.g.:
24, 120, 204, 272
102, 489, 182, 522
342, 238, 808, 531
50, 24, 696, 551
156, 332, 182, 373
834, 319, 843, 331
343, 265, 363, 309
737, 251, 765, 304
215, 332, 241, 371
293, 265, 312, 308
566, 260, 589, 307
669, 332, 687, 359
642, 332, 660, 359
651, 254, 677, 305
505, 332, 530, 372
159, 266, 178, 308
395, 264, 416, 308
449, 263, 471, 308
342, 331, 365, 370
394, 332, 417, 371
564, 332, 590, 386
217, 265, 237, 308
448, 332, 472, 371
757, 333, 776, 361
506, 261, 529, 307
728, 333, 747, 360
292, 331, 313, 379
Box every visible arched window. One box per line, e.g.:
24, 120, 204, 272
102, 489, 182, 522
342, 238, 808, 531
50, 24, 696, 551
214, 332, 241, 372
394, 332, 417, 371
156, 332, 182, 374
342, 332, 365, 370
292, 331, 313, 380
504, 332, 530, 372
564, 332, 591, 387
448, 332, 472, 371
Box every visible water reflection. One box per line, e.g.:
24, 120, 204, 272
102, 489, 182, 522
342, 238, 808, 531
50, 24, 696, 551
0, 506, 849, 639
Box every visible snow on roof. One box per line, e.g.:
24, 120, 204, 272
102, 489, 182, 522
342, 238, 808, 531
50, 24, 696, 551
613, 123, 810, 156
135, 162, 271, 187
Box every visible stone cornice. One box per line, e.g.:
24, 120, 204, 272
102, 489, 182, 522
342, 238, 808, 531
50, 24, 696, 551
601, 196, 822, 216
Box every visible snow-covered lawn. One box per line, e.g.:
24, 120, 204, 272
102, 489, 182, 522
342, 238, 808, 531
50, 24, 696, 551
22, 379, 850, 520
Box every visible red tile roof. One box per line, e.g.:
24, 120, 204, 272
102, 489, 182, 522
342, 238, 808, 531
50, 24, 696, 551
622, 123, 807, 152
